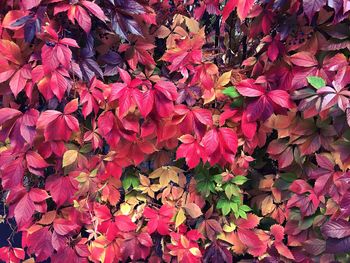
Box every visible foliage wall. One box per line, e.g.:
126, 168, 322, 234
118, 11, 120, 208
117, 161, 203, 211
0, 0, 350, 262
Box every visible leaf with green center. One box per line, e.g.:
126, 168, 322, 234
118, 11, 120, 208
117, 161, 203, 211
223, 86, 240, 98
232, 176, 248, 185
122, 174, 140, 190
307, 76, 326, 89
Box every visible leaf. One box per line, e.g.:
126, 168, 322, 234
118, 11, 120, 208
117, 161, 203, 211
303, 0, 326, 21
149, 166, 181, 188
303, 239, 326, 256
236, 0, 254, 21
122, 174, 139, 190
321, 219, 350, 238
183, 203, 203, 218
144, 205, 175, 235
232, 176, 248, 185
307, 76, 326, 89
236, 79, 265, 97
326, 236, 350, 254
175, 208, 186, 228
222, 86, 240, 98
290, 52, 318, 67
62, 150, 78, 167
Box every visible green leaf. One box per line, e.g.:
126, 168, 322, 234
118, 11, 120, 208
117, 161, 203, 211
122, 174, 139, 190
224, 183, 240, 199
240, 205, 252, 212
223, 86, 240, 98
307, 76, 326, 89
217, 198, 231, 216
280, 172, 297, 183
238, 210, 247, 219
231, 97, 244, 108
232, 176, 248, 185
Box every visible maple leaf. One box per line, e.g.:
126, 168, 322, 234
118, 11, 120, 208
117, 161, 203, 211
143, 204, 175, 235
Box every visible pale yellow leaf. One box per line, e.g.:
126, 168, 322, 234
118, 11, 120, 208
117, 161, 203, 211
175, 208, 186, 228
62, 150, 78, 167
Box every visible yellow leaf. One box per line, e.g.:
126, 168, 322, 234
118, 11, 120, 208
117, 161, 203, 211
149, 166, 182, 188
120, 203, 131, 215
185, 17, 199, 33
223, 222, 236, 232
175, 208, 186, 228
62, 150, 78, 167
216, 71, 232, 88
189, 247, 202, 257
73, 200, 80, 208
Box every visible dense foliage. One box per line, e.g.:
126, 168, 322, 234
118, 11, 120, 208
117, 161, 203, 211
0, 0, 350, 262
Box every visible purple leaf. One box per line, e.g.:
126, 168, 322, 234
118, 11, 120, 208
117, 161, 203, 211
321, 219, 350, 238
326, 236, 350, 254
303, 0, 326, 21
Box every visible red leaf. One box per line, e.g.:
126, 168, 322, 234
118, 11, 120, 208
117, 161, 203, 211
81, 0, 108, 21
26, 151, 49, 169
275, 242, 295, 260
290, 52, 318, 67
236, 79, 265, 97
46, 175, 77, 207
53, 218, 80, 235
222, 0, 238, 22
144, 205, 174, 235
270, 224, 284, 242
268, 90, 294, 109
236, 0, 255, 21
201, 129, 219, 155
75, 5, 91, 33
64, 99, 79, 114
